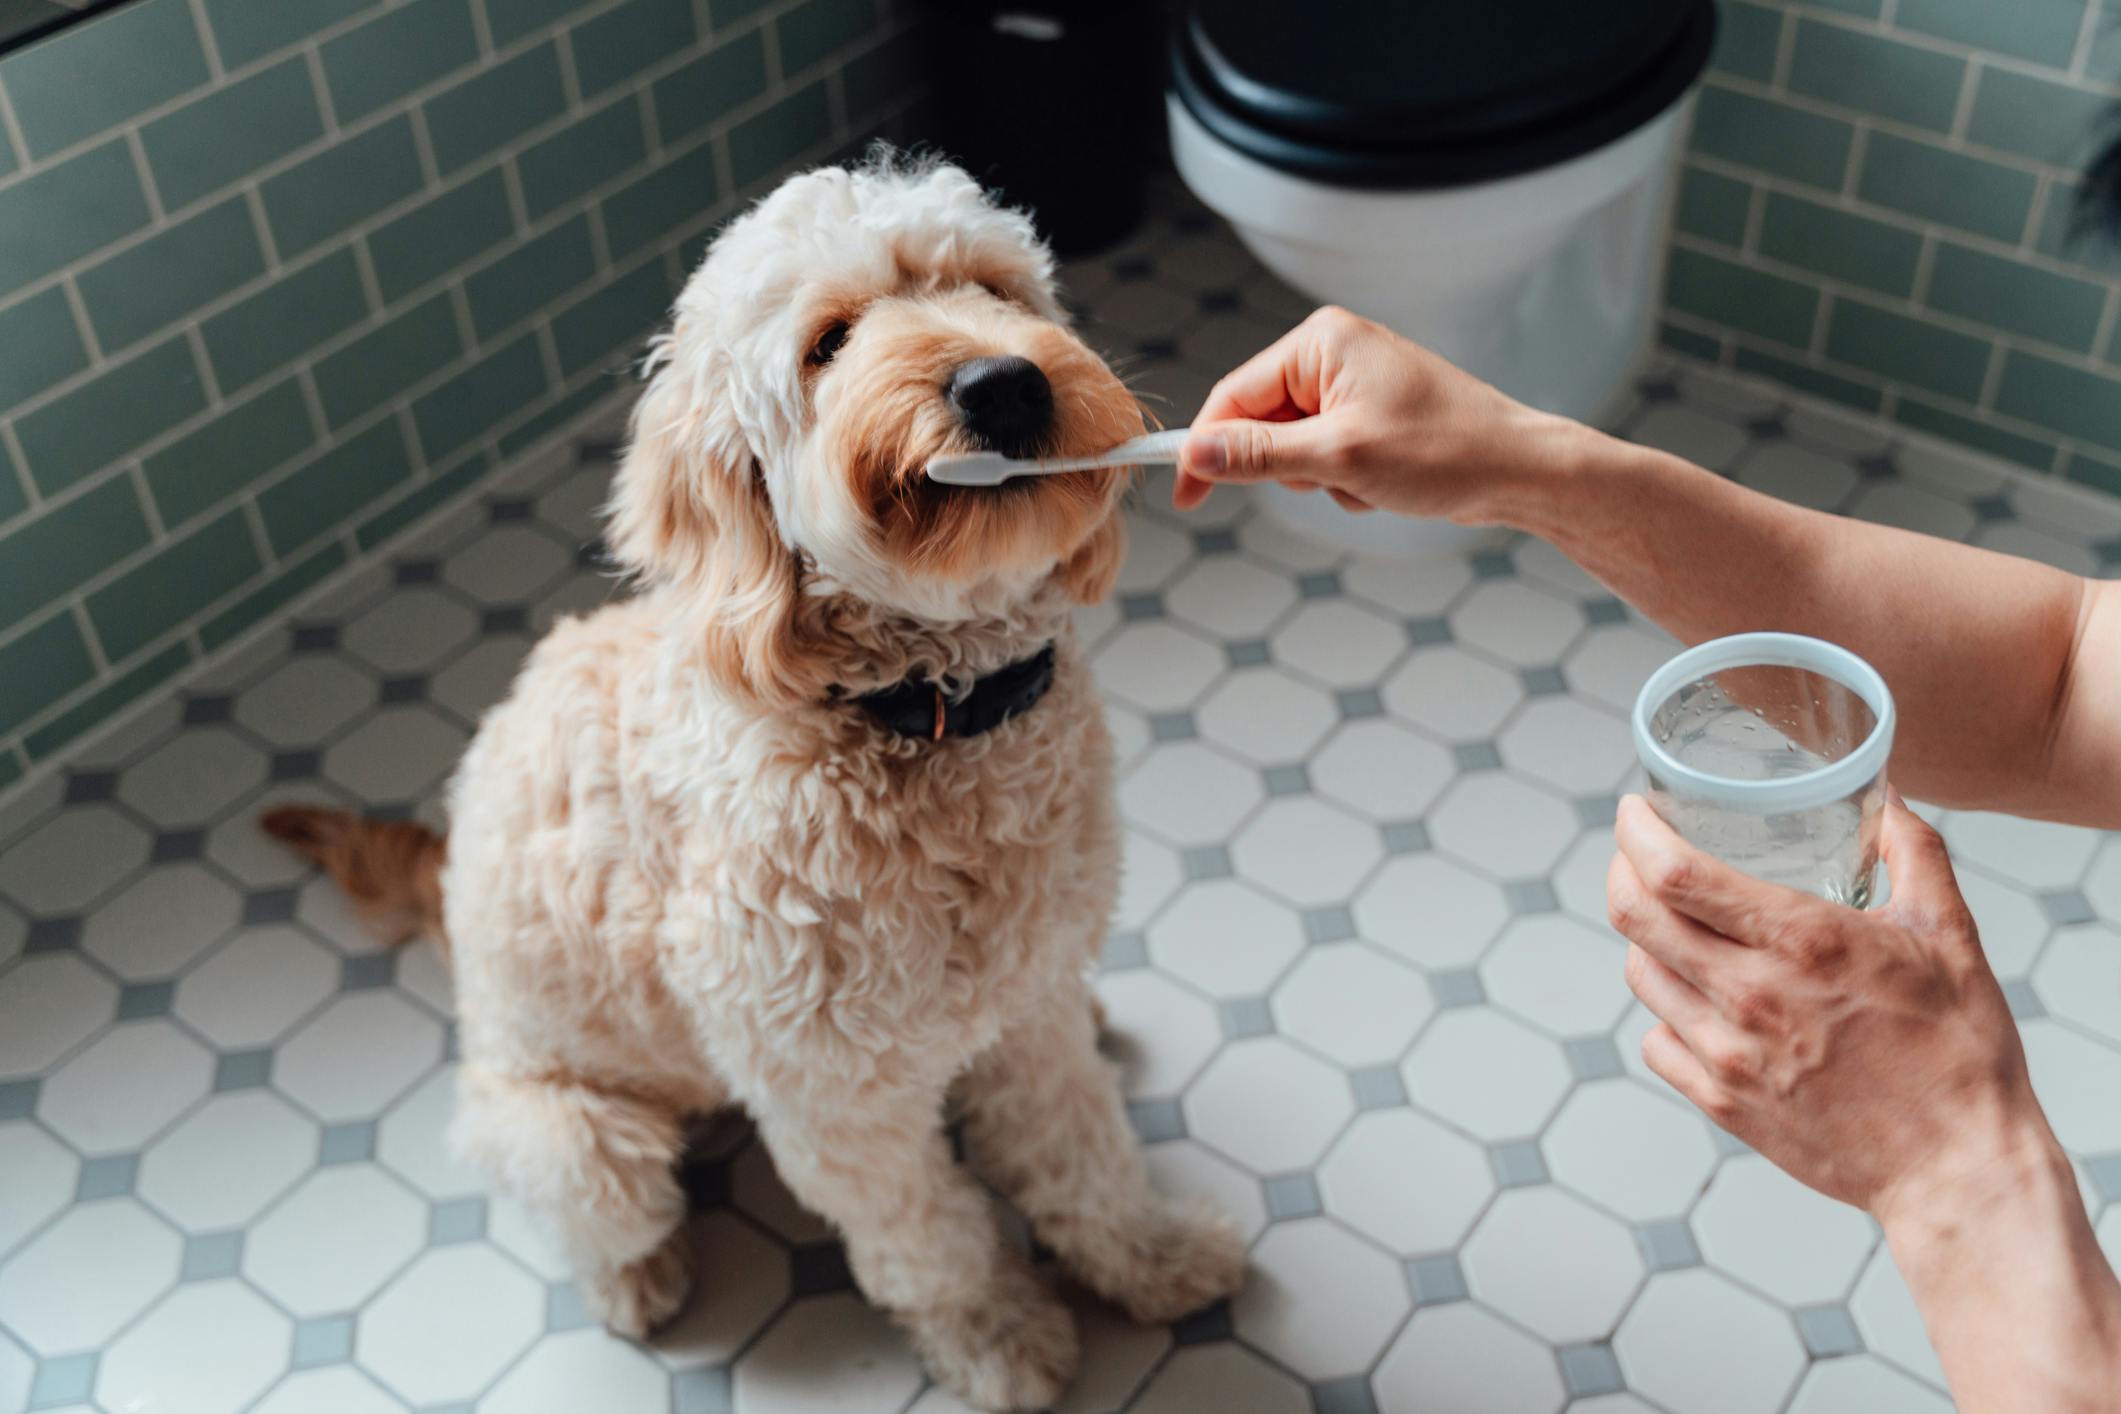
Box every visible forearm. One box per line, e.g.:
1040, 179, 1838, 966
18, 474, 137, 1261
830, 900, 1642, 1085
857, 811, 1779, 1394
1487, 422, 2112, 822
1883, 1129, 2121, 1413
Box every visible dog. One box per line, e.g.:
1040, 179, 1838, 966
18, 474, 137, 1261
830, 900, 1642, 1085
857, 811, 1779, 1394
262, 152, 1247, 1409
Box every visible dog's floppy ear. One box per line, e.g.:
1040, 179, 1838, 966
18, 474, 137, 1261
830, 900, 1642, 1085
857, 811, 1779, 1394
604, 333, 820, 707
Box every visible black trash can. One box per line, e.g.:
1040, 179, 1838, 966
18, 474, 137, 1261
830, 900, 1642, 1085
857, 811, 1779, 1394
931, 2, 1163, 257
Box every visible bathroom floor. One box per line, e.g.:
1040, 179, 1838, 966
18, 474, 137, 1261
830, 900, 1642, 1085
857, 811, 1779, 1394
3, 183, 2120, 1414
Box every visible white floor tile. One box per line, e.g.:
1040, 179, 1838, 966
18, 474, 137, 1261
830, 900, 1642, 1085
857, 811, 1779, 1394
1234, 1217, 1408, 1379
274, 992, 444, 1122
1846, 481, 1978, 540
0, 1199, 180, 1351
245, 1164, 426, 1315
250, 1367, 406, 1414
1543, 1080, 1719, 1223
1055, 1287, 1170, 1414
1481, 916, 1631, 1036
1165, 556, 1297, 640
1787, 1356, 1955, 1414
1627, 406, 1749, 471
1318, 1109, 1493, 1255
1373, 1302, 1566, 1414
2032, 923, 2121, 1041
1944, 809, 2102, 890
0, 1333, 27, 1414
1115, 830, 1182, 931
1694, 1156, 1876, 1305
235, 656, 379, 746
1848, 1247, 1949, 1390
731, 1293, 924, 1414
1343, 552, 1471, 616
0, 953, 116, 1076
1237, 513, 1347, 573
117, 728, 270, 827
1270, 944, 1434, 1067
1145, 879, 1304, 998
1185, 1038, 1353, 1174
1309, 720, 1454, 821
1096, 969, 1222, 1097
1563, 624, 1677, 714
1114, 516, 1193, 593
1737, 442, 1858, 511
1429, 774, 1580, 878
1354, 855, 1510, 970
1270, 600, 1404, 687
1496, 697, 1637, 795
483, 1326, 669, 1414
1093, 623, 1224, 712
1614, 1269, 1806, 1414
376, 1064, 483, 1198
0, 806, 151, 914
39, 1021, 212, 1151
729, 1141, 834, 1245
1131, 1343, 1308, 1414
80, 864, 240, 980
442, 524, 572, 605
321, 705, 467, 803
1229, 798, 1382, 908
1449, 581, 1584, 666
1463, 1186, 1642, 1342
1957, 869, 2051, 977
1142, 1138, 1269, 1244
174, 925, 337, 1048
0, 1121, 77, 1259
2023, 1019, 2121, 1152
1975, 521, 2101, 574
342, 587, 480, 675
652, 1210, 790, 1367
95, 1279, 289, 1414
1196, 669, 1339, 763
1120, 742, 1263, 844
358, 1244, 544, 1404
1402, 1010, 1571, 1142
137, 1091, 316, 1231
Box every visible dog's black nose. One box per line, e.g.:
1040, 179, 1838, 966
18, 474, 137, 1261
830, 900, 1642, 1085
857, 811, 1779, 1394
947, 356, 1053, 461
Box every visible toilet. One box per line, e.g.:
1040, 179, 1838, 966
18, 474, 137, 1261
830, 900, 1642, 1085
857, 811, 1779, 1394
1168, 0, 1717, 554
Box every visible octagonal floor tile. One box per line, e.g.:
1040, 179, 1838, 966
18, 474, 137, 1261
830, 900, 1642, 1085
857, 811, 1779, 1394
1481, 915, 1631, 1037
40, 1020, 212, 1151
0, 1121, 77, 1257
0, 953, 116, 1076
321, 705, 466, 804
1237, 511, 1348, 573
0, 806, 151, 914
203, 780, 353, 889
1959, 870, 2050, 978
0, 1331, 25, 1414
2023, 1019, 2121, 1152
1093, 623, 1223, 713
1342, 551, 1472, 618
235, 656, 378, 746
430, 637, 534, 723
137, 1090, 316, 1232
1132, 1343, 1308, 1414
250, 1367, 404, 1414
359, 1243, 545, 1405
1627, 405, 1749, 471
2085, 837, 2121, 922
1401, 1009, 1570, 1143
729, 1142, 833, 1245
1269, 600, 1404, 688
1849, 1246, 1948, 1389
1943, 810, 2100, 891
1697, 1155, 1879, 1307
1374, 1302, 1564, 1414
1115, 830, 1183, 932
651, 1209, 790, 1368
1543, 1080, 1719, 1223
1354, 855, 1510, 971
343, 588, 479, 675
1145, 879, 1304, 998
1195, 669, 1339, 764
2033, 923, 2121, 1042
1142, 1138, 1269, 1244
80, 864, 239, 980
174, 924, 337, 1049
1380, 647, 1523, 742
1615, 1269, 1806, 1414
1113, 515, 1191, 594
1449, 581, 1583, 666
1309, 720, 1454, 821
1497, 696, 1636, 795
245, 1164, 427, 1315
1463, 1186, 1642, 1343
0, 1199, 179, 1352
96, 1279, 289, 1414
1230, 798, 1382, 908
376, 1064, 483, 1198
1564, 623, 1679, 713
275, 991, 443, 1122
1269, 944, 1434, 1067
486, 1193, 572, 1282
1235, 1217, 1409, 1380
1166, 555, 1297, 640
732, 1292, 924, 1414
443, 524, 572, 605
117, 729, 269, 826
1318, 1108, 1492, 1255
1551, 827, 1619, 925
484, 1326, 669, 1413
1736, 442, 1858, 511
1095, 969, 1223, 1097
1185, 1038, 1353, 1174
1119, 742, 1263, 845
1429, 773, 1579, 878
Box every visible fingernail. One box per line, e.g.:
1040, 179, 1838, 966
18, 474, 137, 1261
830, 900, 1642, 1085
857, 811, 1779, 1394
1189, 433, 1226, 477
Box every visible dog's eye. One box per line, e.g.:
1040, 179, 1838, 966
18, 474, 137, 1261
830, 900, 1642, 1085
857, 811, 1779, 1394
807, 320, 850, 367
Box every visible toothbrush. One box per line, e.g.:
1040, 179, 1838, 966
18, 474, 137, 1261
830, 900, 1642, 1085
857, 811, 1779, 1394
925, 428, 1191, 487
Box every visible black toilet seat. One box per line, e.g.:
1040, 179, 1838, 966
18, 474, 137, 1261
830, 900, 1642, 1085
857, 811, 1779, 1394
1171, 0, 1719, 190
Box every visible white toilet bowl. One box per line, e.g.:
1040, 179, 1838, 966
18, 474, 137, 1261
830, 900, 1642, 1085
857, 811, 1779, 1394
1166, 0, 1715, 555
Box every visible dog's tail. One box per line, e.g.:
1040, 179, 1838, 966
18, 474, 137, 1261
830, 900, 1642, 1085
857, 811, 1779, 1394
259, 805, 447, 948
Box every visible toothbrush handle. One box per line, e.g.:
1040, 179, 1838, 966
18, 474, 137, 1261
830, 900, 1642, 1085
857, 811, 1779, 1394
1041, 427, 1190, 473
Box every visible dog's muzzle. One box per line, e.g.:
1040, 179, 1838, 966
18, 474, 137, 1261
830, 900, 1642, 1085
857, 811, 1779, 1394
946, 356, 1053, 461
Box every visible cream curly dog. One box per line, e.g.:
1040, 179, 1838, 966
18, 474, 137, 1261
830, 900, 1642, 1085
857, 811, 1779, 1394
264, 154, 1246, 1409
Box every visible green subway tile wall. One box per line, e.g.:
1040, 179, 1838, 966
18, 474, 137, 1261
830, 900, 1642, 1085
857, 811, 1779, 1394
1664, 0, 2121, 487
0, 0, 930, 779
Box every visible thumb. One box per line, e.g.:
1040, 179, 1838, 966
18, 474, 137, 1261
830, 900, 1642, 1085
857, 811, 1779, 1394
1878, 787, 1959, 907
1180, 419, 1337, 486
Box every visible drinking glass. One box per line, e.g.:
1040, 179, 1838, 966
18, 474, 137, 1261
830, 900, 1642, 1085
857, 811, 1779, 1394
1632, 633, 1895, 907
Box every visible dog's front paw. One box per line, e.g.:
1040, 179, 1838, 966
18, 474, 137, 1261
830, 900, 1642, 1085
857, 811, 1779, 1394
907, 1267, 1078, 1412
1100, 1199, 1249, 1325
585, 1226, 695, 1338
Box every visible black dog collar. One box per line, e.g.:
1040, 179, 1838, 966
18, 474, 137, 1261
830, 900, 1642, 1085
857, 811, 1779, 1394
852, 644, 1058, 742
